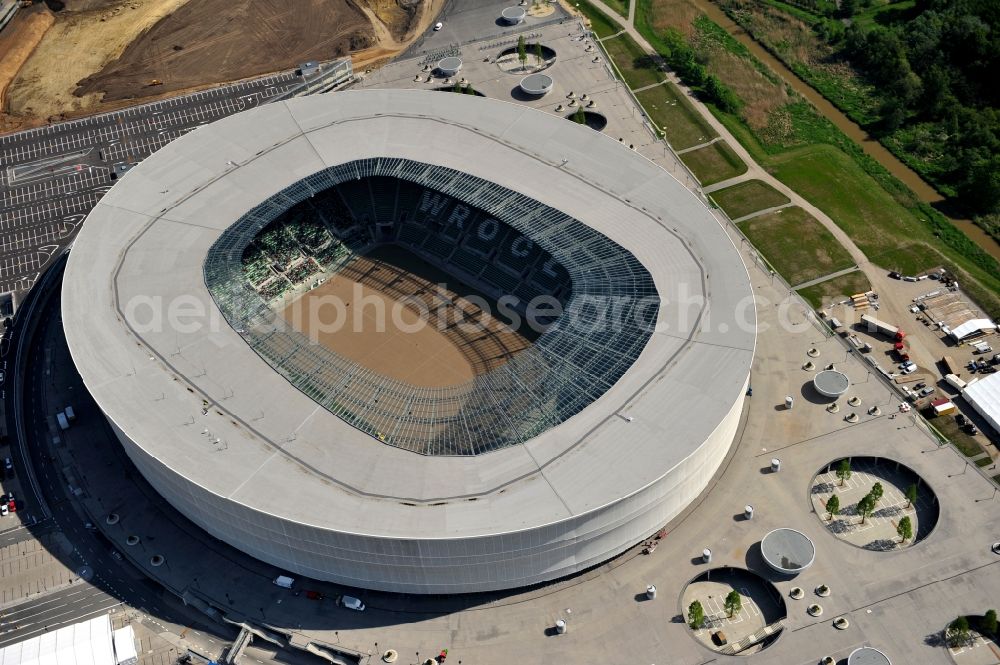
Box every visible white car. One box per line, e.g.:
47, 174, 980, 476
0, 504, 8, 517
433, 21, 443, 30
339, 595, 365, 611
900, 364, 917, 375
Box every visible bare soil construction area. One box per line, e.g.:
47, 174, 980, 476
0, 0, 439, 129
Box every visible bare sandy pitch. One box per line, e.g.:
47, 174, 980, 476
0, 9, 53, 121
280, 247, 532, 389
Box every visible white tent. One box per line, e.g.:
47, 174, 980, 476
950, 318, 997, 341
111, 626, 137, 665
0, 615, 114, 665
963, 372, 1000, 436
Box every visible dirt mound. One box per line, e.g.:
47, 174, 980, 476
75, 0, 375, 102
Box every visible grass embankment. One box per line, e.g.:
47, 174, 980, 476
575, 0, 622, 38
710, 179, 788, 219
602, 0, 630, 19
635, 83, 715, 150
738, 206, 854, 285
798, 270, 871, 309
931, 415, 990, 462
600, 35, 664, 89
680, 140, 746, 186
632, 0, 1000, 319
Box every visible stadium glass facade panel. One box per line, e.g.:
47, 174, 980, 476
205, 158, 659, 456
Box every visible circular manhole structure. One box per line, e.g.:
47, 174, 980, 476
437, 56, 463, 77
565, 110, 607, 131
760, 528, 815, 575
105, 513, 120, 525
682, 567, 786, 655
810, 456, 938, 551
150, 554, 165, 567
501, 6, 526, 23
519, 73, 553, 96
813, 369, 849, 398
126, 535, 140, 546
848, 646, 892, 665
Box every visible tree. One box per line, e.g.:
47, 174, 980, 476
983, 609, 997, 636
897, 515, 913, 543
573, 106, 586, 125
947, 616, 971, 648
724, 590, 742, 618
453, 79, 462, 93
871, 481, 884, 505
835, 459, 852, 486
856, 492, 876, 524
905, 483, 918, 508
517, 35, 527, 70
534, 41, 544, 65
826, 493, 840, 521
688, 600, 705, 629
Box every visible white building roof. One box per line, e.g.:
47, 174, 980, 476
949, 318, 996, 340
62, 90, 754, 540
0, 616, 114, 665
963, 372, 1000, 435
111, 627, 137, 665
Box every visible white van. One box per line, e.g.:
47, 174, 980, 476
273, 575, 295, 589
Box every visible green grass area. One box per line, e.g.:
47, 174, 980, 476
635, 83, 716, 150
710, 179, 789, 219
797, 270, 871, 308
601, 0, 630, 18
679, 140, 746, 186
574, 0, 621, 39
600, 34, 664, 90
932, 415, 989, 460
738, 206, 854, 285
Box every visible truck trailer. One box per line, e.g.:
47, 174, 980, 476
860, 314, 905, 341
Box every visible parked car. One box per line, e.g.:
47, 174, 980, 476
889, 271, 901, 279
0, 505, 7, 517
338, 595, 366, 611
899, 361, 915, 370
964, 424, 978, 436
914, 382, 927, 390
900, 364, 917, 375
919, 387, 935, 397
433, 21, 443, 30
956, 414, 968, 427
3, 458, 12, 477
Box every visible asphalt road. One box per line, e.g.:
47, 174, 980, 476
0, 70, 303, 296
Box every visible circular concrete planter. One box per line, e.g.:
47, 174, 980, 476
816, 584, 831, 597
833, 616, 850, 630
790, 587, 804, 600
150, 554, 165, 567
106, 513, 120, 525
126, 535, 140, 546
808, 604, 823, 617
382, 650, 398, 663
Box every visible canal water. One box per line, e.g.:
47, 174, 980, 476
689, 0, 1000, 261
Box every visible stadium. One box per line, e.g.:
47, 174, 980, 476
62, 90, 755, 594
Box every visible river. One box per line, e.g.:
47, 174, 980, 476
688, 0, 1000, 261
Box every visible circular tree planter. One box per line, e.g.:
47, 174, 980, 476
815, 584, 831, 597
382, 650, 398, 663
106, 513, 120, 525
150, 554, 165, 567
789, 587, 804, 600
564, 110, 607, 131
833, 616, 850, 630
497, 43, 557, 74
808, 604, 823, 617
435, 85, 486, 97
126, 535, 140, 546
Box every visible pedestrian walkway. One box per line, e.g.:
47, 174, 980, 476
791, 266, 862, 291
730, 202, 796, 223
676, 136, 723, 155
581, 0, 874, 275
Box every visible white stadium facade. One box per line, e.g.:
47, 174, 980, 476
62, 90, 755, 594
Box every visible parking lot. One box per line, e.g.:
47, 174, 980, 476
0, 71, 302, 296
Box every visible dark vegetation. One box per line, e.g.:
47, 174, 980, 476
721, 0, 1000, 228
